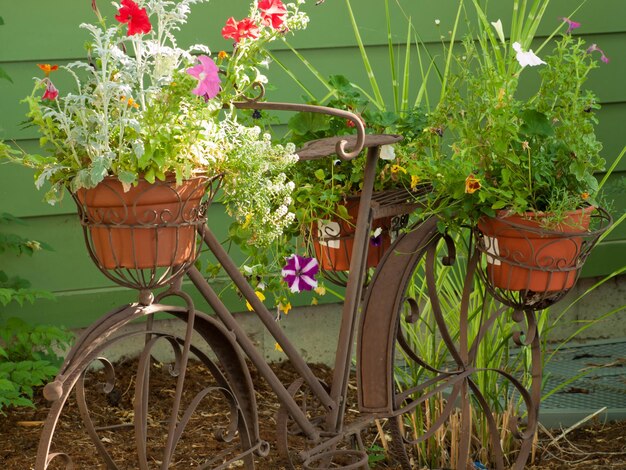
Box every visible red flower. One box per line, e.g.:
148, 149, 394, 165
42, 80, 59, 101
258, 0, 287, 29
115, 0, 152, 36
221, 17, 260, 43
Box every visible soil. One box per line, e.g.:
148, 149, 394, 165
1, 359, 625, 470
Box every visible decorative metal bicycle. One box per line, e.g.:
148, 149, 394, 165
35, 102, 610, 470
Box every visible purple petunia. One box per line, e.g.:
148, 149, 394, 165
560, 17, 581, 34
370, 227, 383, 247
587, 44, 610, 64
281, 254, 319, 293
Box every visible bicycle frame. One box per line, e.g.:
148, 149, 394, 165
185, 103, 387, 444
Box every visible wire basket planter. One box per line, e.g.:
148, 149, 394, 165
475, 206, 612, 310
73, 173, 222, 291
310, 189, 419, 287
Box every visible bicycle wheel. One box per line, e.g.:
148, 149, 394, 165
356, 218, 542, 470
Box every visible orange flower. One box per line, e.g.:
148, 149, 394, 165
37, 64, 58, 76
120, 96, 139, 108
581, 192, 589, 200
465, 174, 481, 194
217, 50, 229, 60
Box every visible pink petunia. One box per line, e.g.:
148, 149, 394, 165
186, 55, 221, 100
281, 254, 319, 293
221, 17, 260, 43
560, 17, 581, 34
258, 0, 287, 29
587, 44, 610, 64
42, 80, 59, 101
115, 0, 152, 36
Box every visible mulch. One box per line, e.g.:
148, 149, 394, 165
1, 358, 625, 469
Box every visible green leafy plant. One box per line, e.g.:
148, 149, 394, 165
413, 1, 607, 227
268, 0, 437, 230
0, 214, 73, 412
392, 146, 625, 468
7, 0, 308, 246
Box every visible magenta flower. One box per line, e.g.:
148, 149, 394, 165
42, 80, 59, 101
281, 254, 319, 293
587, 44, 610, 64
560, 17, 581, 33
186, 55, 221, 99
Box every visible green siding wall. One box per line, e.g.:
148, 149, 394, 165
1, 0, 625, 327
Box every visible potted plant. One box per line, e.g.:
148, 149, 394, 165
410, 3, 612, 296
285, 75, 425, 272
4, 0, 308, 284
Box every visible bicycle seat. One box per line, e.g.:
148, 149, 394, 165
297, 134, 402, 160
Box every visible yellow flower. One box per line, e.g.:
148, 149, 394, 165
274, 342, 284, 352
246, 291, 265, 311
314, 285, 326, 296
410, 175, 420, 190
279, 302, 292, 315
218, 50, 229, 60
390, 164, 407, 175
581, 192, 589, 200
242, 213, 253, 228
522, 141, 530, 151
465, 174, 481, 194
311, 297, 318, 305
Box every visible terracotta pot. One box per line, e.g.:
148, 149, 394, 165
312, 198, 393, 271
75, 176, 209, 269
477, 207, 594, 292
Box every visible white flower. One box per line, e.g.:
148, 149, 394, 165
512, 42, 546, 67
491, 19, 505, 45
380, 144, 396, 161
435, 19, 441, 26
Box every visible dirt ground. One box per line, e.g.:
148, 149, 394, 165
1, 359, 625, 469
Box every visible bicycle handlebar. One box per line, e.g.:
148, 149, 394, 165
231, 100, 366, 160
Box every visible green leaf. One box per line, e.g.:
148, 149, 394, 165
336, 204, 350, 220
144, 168, 156, 184
520, 109, 554, 137
0, 68, 13, 83
313, 169, 325, 181
288, 112, 331, 136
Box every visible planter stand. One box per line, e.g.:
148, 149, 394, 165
35, 101, 612, 470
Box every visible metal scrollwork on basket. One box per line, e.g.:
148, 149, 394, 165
475, 206, 612, 310
72, 173, 223, 291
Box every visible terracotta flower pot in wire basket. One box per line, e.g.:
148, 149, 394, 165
311, 193, 411, 287
73, 173, 222, 291
475, 205, 612, 310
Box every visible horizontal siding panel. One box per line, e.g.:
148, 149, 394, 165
0, 281, 251, 329
1, 0, 625, 63
0, 207, 238, 289
582, 240, 626, 278
3, 34, 625, 140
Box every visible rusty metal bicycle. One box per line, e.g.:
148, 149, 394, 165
35, 101, 610, 470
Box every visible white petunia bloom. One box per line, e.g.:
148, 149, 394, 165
512, 42, 546, 67
491, 19, 505, 45
380, 144, 396, 161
